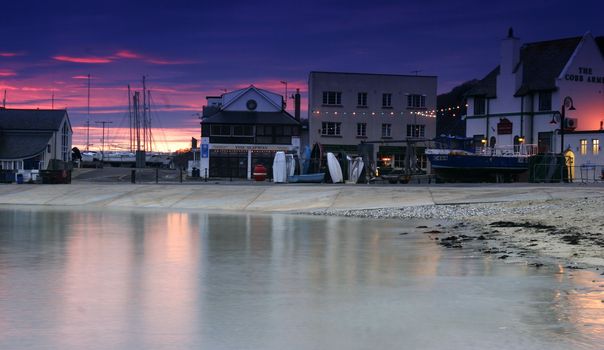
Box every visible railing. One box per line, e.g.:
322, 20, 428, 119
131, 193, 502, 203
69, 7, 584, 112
531, 161, 604, 183
475, 144, 538, 157
572, 164, 604, 183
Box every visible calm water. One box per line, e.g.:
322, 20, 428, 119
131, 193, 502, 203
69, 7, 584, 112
0, 207, 602, 350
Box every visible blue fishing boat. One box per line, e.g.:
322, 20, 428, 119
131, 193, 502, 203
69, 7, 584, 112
426, 136, 537, 182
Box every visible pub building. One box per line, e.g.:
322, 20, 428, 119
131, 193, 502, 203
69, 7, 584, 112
464, 29, 604, 178
198, 85, 302, 179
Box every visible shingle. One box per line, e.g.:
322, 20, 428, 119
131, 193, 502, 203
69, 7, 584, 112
515, 37, 582, 96
465, 67, 499, 98
0, 109, 67, 130
0, 132, 53, 159
466, 36, 596, 98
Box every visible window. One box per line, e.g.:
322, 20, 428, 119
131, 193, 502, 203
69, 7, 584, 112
321, 122, 341, 136
210, 125, 231, 136
61, 122, 69, 161
322, 91, 342, 105
357, 92, 367, 107
382, 93, 392, 108
233, 125, 253, 136
381, 123, 392, 138
474, 97, 486, 115
406, 124, 425, 138
538, 91, 552, 111
407, 94, 426, 108
580, 139, 587, 155
357, 123, 367, 137
593, 139, 600, 155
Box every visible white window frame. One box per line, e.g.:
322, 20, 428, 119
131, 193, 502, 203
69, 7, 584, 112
381, 123, 392, 138
407, 124, 425, 138
382, 93, 392, 108
321, 122, 341, 136
357, 123, 367, 137
407, 94, 426, 108
322, 91, 342, 105
357, 92, 367, 107
580, 139, 587, 155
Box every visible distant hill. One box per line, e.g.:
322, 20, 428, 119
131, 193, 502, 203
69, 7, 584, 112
436, 79, 479, 137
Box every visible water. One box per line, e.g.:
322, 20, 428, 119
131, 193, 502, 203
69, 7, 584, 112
0, 207, 602, 350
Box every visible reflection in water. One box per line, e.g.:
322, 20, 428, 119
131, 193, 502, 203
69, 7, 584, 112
0, 207, 602, 350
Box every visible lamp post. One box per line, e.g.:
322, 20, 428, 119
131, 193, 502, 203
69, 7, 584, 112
549, 96, 576, 182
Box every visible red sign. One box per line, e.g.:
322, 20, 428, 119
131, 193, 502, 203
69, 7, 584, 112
497, 118, 513, 135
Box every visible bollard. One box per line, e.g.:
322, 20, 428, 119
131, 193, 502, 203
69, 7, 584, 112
180, 168, 183, 183
131, 169, 136, 184
204, 168, 208, 182
155, 167, 159, 184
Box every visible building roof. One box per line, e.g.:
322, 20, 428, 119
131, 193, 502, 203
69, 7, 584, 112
514, 37, 583, 96
0, 109, 68, 131
0, 132, 53, 159
0, 109, 69, 160
466, 67, 499, 98
309, 71, 437, 79
201, 111, 300, 125
467, 35, 604, 98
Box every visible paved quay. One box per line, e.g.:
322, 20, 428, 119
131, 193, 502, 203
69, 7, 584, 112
0, 182, 603, 212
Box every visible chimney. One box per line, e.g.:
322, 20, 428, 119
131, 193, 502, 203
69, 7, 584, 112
294, 88, 301, 121
501, 27, 520, 74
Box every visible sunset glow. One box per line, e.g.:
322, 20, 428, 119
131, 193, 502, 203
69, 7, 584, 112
1, 1, 602, 152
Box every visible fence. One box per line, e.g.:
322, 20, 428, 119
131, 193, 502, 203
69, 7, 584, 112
530, 162, 604, 183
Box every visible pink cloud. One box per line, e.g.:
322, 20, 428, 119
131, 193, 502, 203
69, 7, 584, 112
147, 58, 197, 65
0, 52, 24, 57
115, 50, 142, 59
72, 75, 90, 80
53, 55, 113, 64
0, 70, 16, 77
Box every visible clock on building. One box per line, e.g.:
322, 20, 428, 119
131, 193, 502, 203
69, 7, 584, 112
246, 99, 257, 111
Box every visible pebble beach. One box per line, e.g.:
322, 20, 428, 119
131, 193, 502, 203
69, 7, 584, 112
307, 195, 604, 268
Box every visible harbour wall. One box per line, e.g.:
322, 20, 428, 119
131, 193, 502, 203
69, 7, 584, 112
0, 183, 602, 212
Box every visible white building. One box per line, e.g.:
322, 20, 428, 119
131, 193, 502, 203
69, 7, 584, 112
0, 108, 72, 171
465, 29, 604, 179
197, 85, 301, 179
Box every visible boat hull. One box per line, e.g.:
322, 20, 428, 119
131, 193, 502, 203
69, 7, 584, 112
288, 173, 325, 183
427, 153, 531, 182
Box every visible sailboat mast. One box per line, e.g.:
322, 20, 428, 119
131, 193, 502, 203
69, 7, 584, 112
128, 85, 132, 152
86, 73, 91, 151
2, 89, 6, 108
134, 92, 141, 152
147, 89, 153, 152
142, 76, 147, 152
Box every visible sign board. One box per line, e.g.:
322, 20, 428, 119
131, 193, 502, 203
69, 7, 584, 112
210, 144, 294, 152
201, 144, 209, 158
497, 118, 513, 135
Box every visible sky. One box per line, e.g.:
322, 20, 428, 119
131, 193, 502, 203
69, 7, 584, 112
1, 0, 603, 152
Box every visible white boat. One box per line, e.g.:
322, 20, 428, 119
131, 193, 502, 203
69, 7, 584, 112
273, 151, 287, 183
285, 154, 296, 177
326, 152, 343, 183
348, 157, 364, 183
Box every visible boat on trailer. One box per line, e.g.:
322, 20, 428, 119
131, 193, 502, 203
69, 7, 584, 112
425, 136, 537, 182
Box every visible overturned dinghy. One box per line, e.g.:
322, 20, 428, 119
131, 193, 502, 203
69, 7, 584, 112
288, 173, 325, 183
326, 152, 343, 183
273, 151, 287, 183
348, 157, 364, 183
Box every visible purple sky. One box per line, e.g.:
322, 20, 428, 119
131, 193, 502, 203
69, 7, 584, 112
0, 0, 602, 151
